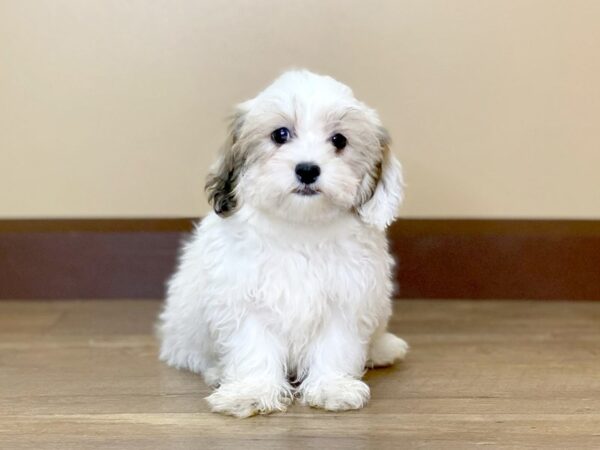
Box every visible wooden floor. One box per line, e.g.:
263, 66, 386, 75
1, 300, 600, 449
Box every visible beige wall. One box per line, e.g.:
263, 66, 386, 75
1, 0, 599, 219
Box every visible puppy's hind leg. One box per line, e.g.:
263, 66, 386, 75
158, 302, 221, 387
366, 325, 409, 368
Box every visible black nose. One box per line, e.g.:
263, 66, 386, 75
295, 162, 321, 184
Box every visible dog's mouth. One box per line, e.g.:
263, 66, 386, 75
293, 185, 320, 196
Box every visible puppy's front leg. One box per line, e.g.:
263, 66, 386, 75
298, 316, 371, 411
206, 315, 292, 418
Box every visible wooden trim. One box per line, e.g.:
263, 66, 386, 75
0, 219, 599, 300
389, 220, 600, 300
388, 219, 600, 236
0, 218, 195, 233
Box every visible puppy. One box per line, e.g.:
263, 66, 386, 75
158, 70, 408, 417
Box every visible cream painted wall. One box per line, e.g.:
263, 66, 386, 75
1, 0, 599, 219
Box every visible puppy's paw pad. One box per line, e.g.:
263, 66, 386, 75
206, 381, 291, 418
367, 333, 409, 368
300, 377, 370, 411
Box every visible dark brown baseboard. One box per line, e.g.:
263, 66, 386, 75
389, 220, 600, 300
1, 219, 599, 300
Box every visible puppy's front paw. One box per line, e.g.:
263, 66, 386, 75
367, 332, 409, 368
206, 381, 292, 418
299, 376, 370, 411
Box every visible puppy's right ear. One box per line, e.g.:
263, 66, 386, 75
205, 108, 247, 217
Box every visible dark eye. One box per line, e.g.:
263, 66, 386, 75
331, 133, 347, 151
271, 127, 291, 145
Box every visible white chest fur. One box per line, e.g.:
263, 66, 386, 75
196, 209, 392, 330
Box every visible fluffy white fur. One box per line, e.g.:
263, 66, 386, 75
158, 70, 408, 418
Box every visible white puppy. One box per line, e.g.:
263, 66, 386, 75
158, 70, 408, 417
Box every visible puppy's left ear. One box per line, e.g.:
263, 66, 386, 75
357, 132, 404, 230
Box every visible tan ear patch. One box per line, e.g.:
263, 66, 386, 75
205, 111, 247, 217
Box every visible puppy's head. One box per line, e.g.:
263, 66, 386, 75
206, 70, 403, 229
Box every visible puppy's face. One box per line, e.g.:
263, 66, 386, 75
206, 70, 404, 229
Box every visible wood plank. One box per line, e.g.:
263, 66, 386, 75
1, 299, 600, 449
